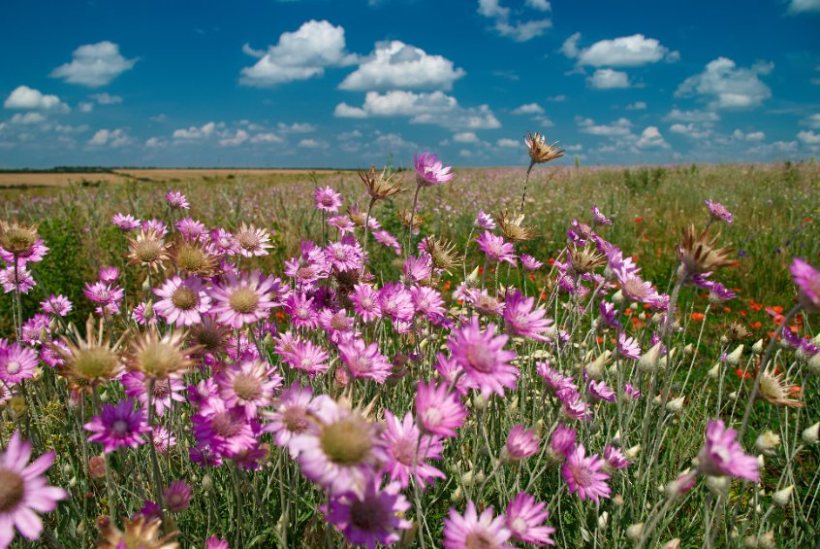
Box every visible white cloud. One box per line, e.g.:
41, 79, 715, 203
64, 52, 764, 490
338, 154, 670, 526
10, 112, 47, 125
4, 86, 68, 111
453, 131, 479, 143
511, 103, 544, 114
88, 128, 130, 147
240, 20, 357, 86
664, 109, 719, 123
578, 117, 633, 136
546, 95, 566, 102
563, 33, 677, 66
298, 138, 328, 149
51, 41, 137, 87
339, 40, 465, 91
145, 137, 165, 148
669, 123, 712, 139
79, 102, 94, 113
277, 122, 316, 133
219, 129, 249, 147
173, 122, 219, 140
787, 0, 820, 13
250, 132, 284, 144
91, 93, 123, 105
588, 68, 630, 89
636, 126, 669, 148
477, 0, 552, 42
334, 90, 500, 129
676, 57, 772, 109
626, 101, 647, 110
733, 129, 765, 142
496, 138, 520, 148
797, 130, 820, 145
802, 113, 820, 129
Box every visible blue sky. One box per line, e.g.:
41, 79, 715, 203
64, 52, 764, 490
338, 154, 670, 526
1, 0, 818, 168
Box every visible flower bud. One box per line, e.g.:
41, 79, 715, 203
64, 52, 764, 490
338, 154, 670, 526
201, 474, 213, 493
751, 339, 764, 353
725, 345, 744, 365
662, 539, 681, 549
808, 352, 820, 375
666, 396, 685, 414
771, 485, 793, 507
638, 343, 662, 373
625, 445, 641, 460
707, 362, 721, 379
472, 393, 489, 411
706, 475, 729, 497
612, 290, 623, 303
597, 511, 609, 530
755, 431, 780, 455
802, 422, 819, 444
626, 523, 644, 542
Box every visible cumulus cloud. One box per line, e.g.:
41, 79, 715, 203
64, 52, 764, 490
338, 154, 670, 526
787, 0, 820, 13
676, 57, 773, 109
578, 117, 633, 136
4, 86, 69, 111
626, 101, 647, 110
588, 69, 630, 89
51, 41, 137, 87
250, 133, 285, 144
10, 112, 47, 125
636, 126, 669, 148
173, 122, 220, 140
334, 90, 500, 130
453, 131, 479, 143
511, 103, 544, 115
496, 138, 520, 148
298, 138, 328, 149
91, 93, 123, 105
733, 129, 765, 142
669, 123, 712, 139
477, 0, 552, 42
78, 102, 94, 113
219, 129, 249, 147
88, 128, 130, 147
797, 130, 820, 145
802, 113, 820, 129
663, 109, 720, 123
563, 33, 677, 66
240, 20, 357, 86
339, 41, 465, 91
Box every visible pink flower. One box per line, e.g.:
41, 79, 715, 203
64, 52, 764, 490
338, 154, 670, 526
476, 231, 516, 265
40, 294, 72, 317
121, 372, 185, 417
548, 424, 577, 460
205, 536, 230, 549
163, 480, 192, 513
447, 317, 518, 398
263, 383, 317, 457
210, 271, 283, 328
505, 492, 556, 546
112, 213, 141, 230
0, 343, 38, 385
503, 290, 552, 341
443, 501, 513, 549
790, 257, 819, 312
562, 444, 611, 502
165, 190, 190, 209
351, 284, 382, 323
603, 445, 630, 471
314, 186, 343, 213
415, 381, 468, 438
475, 210, 496, 230
591, 205, 613, 226
338, 338, 392, 384
587, 380, 616, 403
414, 152, 454, 187
217, 360, 282, 418
285, 339, 331, 376
0, 265, 35, 294
697, 419, 759, 481
705, 199, 733, 224
0, 431, 68, 547
378, 283, 415, 324
520, 254, 543, 271
153, 276, 212, 327
192, 398, 256, 459
382, 411, 445, 490
325, 477, 411, 549
84, 399, 151, 453
505, 425, 540, 461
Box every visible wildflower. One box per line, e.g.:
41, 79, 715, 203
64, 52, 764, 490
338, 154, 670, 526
165, 190, 190, 209
415, 381, 468, 438
0, 343, 38, 385
790, 257, 819, 312
524, 132, 564, 169
0, 431, 67, 548
591, 206, 613, 226
697, 419, 759, 481
536, 362, 575, 395
326, 477, 411, 549
476, 231, 516, 265
325, 239, 365, 272
163, 480, 192, 513
637, 342, 662, 373
603, 445, 630, 471
175, 217, 207, 241
520, 254, 543, 271
52, 317, 123, 389
121, 371, 185, 417
623, 383, 641, 400
0, 221, 40, 258
666, 469, 698, 498
666, 396, 685, 413
85, 399, 151, 453
0, 265, 35, 294
205, 537, 229, 549
112, 213, 141, 231
548, 424, 577, 461
210, 271, 283, 328
40, 294, 72, 317
568, 245, 606, 274
495, 210, 535, 242
587, 380, 616, 402
234, 223, 272, 257
422, 235, 459, 272
192, 398, 256, 459
359, 165, 402, 200
217, 360, 282, 417
291, 398, 385, 497
757, 369, 803, 407
562, 445, 611, 502
414, 152, 454, 187
153, 276, 212, 327
443, 501, 513, 549
447, 317, 518, 398
127, 229, 170, 271
378, 283, 415, 324
172, 241, 218, 276
382, 411, 445, 489
286, 339, 331, 376
677, 225, 733, 275
504, 425, 540, 461
772, 485, 793, 507
97, 516, 178, 549
373, 230, 402, 255
127, 329, 194, 379
616, 332, 641, 360
505, 492, 555, 546
475, 210, 496, 230
503, 290, 552, 342
801, 423, 819, 444
263, 384, 317, 457
338, 338, 393, 384
705, 200, 733, 224
724, 344, 744, 365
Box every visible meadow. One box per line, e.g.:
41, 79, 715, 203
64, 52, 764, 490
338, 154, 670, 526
0, 147, 817, 548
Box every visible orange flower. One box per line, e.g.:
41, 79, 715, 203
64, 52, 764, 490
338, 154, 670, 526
751, 321, 762, 329
735, 368, 753, 380
691, 312, 705, 322
634, 216, 643, 224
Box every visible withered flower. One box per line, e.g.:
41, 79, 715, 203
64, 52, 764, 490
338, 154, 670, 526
127, 328, 196, 379
495, 210, 535, 242
423, 236, 459, 272
172, 240, 218, 277
359, 165, 402, 200
677, 225, 733, 275
0, 220, 39, 255
52, 316, 124, 391
128, 229, 170, 272
97, 516, 179, 549
398, 209, 423, 232
758, 369, 803, 408
568, 244, 607, 274
525, 132, 564, 171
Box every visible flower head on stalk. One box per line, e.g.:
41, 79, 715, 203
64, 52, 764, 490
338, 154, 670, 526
85, 399, 151, 453
359, 165, 402, 200
790, 257, 819, 313
414, 152, 454, 187
52, 316, 124, 391
524, 132, 564, 171
697, 419, 758, 481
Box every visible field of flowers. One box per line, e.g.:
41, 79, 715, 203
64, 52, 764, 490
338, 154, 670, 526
0, 138, 817, 548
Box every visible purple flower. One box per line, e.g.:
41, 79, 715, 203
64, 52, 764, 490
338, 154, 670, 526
505, 425, 540, 461
414, 152, 454, 187
705, 199, 733, 224
0, 343, 38, 385
443, 501, 513, 549
562, 444, 611, 502
263, 383, 317, 457
338, 338, 393, 384
121, 371, 185, 417
505, 492, 556, 546
587, 380, 616, 402
165, 190, 190, 209
314, 186, 343, 213
476, 231, 516, 265
163, 480, 192, 512
475, 210, 497, 230
520, 254, 543, 271
210, 271, 283, 328
192, 398, 256, 459
378, 283, 415, 324
616, 332, 641, 360
153, 276, 212, 327
697, 420, 759, 481
0, 265, 35, 294
447, 317, 519, 399
382, 411, 445, 490
536, 362, 576, 395
603, 445, 630, 470
415, 381, 468, 438
84, 399, 151, 453
503, 290, 552, 342
790, 257, 819, 312
40, 294, 72, 317
325, 477, 411, 549
217, 360, 282, 418
591, 205, 613, 227
112, 213, 141, 230
548, 424, 577, 460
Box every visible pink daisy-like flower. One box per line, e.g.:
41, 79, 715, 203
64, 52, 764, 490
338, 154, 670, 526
153, 276, 212, 327
0, 343, 38, 385
284, 291, 319, 329
476, 231, 516, 266
412, 286, 446, 322
378, 283, 415, 324
373, 230, 402, 255
415, 381, 468, 438
561, 444, 611, 502
434, 354, 471, 396
591, 205, 613, 227
505, 492, 556, 546
325, 239, 364, 272
314, 186, 343, 213
503, 290, 552, 342
705, 199, 732, 224
536, 362, 576, 395
112, 213, 141, 231
616, 332, 641, 360
142, 219, 169, 237
587, 380, 616, 403
234, 223, 273, 258
338, 338, 393, 384
548, 424, 577, 461
263, 383, 317, 457
603, 445, 630, 471
192, 398, 256, 459
790, 257, 819, 313
98, 266, 119, 283
697, 419, 759, 481
121, 371, 185, 417
447, 317, 518, 398
0, 431, 68, 547
414, 152, 454, 187
0, 239, 48, 266
520, 254, 543, 271
505, 424, 540, 461
351, 284, 382, 322
40, 294, 72, 317
205, 536, 229, 549
290, 397, 386, 496
210, 271, 283, 328
623, 383, 641, 400
326, 476, 411, 549
152, 426, 177, 454
83, 281, 124, 306
403, 254, 433, 283
84, 399, 151, 453
175, 217, 207, 241
382, 411, 445, 490
217, 359, 282, 418
163, 480, 192, 513
165, 190, 190, 210
443, 501, 513, 549
558, 389, 591, 422
475, 210, 496, 230
286, 339, 331, 377
0, 265, 35, 294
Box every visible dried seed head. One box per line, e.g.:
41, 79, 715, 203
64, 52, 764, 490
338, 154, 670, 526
97, 515, 179, 549
128, 230, 170, 271
569, 244, 606, 274
677, 225, 733, 275
53, 316, 124, 388
359, 165, 402, 200
758, 370, 803, 408
494, 210, 535, 242
173, 241, 217, 276
0, 221, 39, 255
726, 322, 750, 342
525, 132, 564, 167
128, 329, 195, 379
423, 236, 459, 272
398, 209, 423, 230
